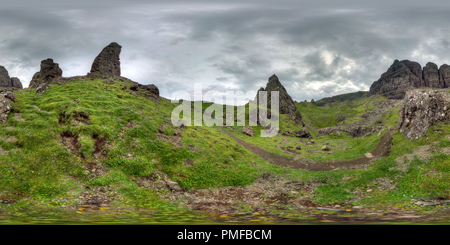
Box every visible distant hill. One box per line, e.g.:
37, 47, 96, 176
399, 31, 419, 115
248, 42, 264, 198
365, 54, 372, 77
314, 91, 369, 106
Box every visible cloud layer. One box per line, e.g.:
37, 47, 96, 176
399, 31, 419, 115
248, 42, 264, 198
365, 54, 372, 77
1, 0, 450, 104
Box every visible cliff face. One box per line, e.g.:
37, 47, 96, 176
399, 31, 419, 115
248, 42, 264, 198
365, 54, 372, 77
369, 60, 450, 99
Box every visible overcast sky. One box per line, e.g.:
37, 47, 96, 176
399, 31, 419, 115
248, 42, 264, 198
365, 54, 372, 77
1, 0, 450, 104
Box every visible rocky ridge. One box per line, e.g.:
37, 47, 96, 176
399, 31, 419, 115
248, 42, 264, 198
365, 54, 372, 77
0, 66, 23, 89
369, 59, 450, 99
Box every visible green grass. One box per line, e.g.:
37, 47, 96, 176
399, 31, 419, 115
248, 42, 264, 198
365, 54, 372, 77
2, 78, 450, 222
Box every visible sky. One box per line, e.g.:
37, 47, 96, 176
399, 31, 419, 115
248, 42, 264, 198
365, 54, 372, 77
1, 0, 450, 104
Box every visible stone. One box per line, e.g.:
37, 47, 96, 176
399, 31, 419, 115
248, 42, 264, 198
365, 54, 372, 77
423, 62, 443, 88
296, 146, 301, 150
29, 59, 63, 88
10, 77, 22, 89
398, 88, 450, 139
364, 152, 374, 159
130, 82, 139, 91
36, 83, 49, 95
321, 145, 330, 151
242, 126, 254, 137
3, 91, 15, 102
166, 180, 182, 191
0, 94, 11, 123
90, 42, 122, 77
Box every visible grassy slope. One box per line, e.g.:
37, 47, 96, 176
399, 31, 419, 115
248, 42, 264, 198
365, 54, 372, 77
0, 80, 449, 220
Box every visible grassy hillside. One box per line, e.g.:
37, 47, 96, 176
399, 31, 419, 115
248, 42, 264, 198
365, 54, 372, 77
0, 78, 450, 223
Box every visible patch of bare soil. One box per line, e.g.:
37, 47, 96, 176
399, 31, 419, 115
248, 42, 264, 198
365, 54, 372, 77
76, 185, 115, 206
220, 127, 394, 171
73, 111, 90, 125
157, 173, 324, 213
392, 145, 434, 173
157, 124, 185, 148
0, 146, 8, 156
60, 131, 80, 156
12, 114, 25, 122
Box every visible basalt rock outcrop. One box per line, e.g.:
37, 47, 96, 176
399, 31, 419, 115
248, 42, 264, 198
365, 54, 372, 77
29, 59, 63, 88
0, 66, 23, 89
369, 59, 450, 99
90, 42, 122, 77
398, 88, 450, 139
253, 74, 304, 126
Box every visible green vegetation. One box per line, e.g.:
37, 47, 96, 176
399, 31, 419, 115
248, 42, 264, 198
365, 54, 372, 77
1, 78, 450, 223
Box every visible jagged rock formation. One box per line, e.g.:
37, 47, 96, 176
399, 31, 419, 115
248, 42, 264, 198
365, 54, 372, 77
0, 66, 23, 88
253, 74, 304, 126
29, 59, 63, 88
10, 78, 22, 89
90, 42, 122, 77
369, 59, 450, 99
398, 88, 450, 139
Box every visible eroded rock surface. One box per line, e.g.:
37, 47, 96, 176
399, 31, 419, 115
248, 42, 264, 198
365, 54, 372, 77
252, 74, 304, 126
29, 59, 63, 88
398, 88, 450, 139
0, 95, 11, 123
90, 42, 122, 77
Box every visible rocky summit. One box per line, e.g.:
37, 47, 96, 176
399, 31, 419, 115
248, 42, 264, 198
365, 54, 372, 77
29, 59, 63, 88
369, 59, 450, 99
90, 42, 122, 77
254, 74, 304, 126
0, 66, 23, 89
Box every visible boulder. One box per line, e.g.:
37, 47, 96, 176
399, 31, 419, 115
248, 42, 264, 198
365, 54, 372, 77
242, 126, 254, 137
138, 84, 159, 100
364, 152, 374, 159
321, 145, 330, 151
0, 94, 11, 123
398, 88, 450, 139
29, 59, 63, 88
90, 42, 122, 77
3, 91, 15, 102
36, 83, 49, 95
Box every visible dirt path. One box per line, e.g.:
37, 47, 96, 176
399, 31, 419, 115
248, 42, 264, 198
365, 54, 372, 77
220, 127, 394, 171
